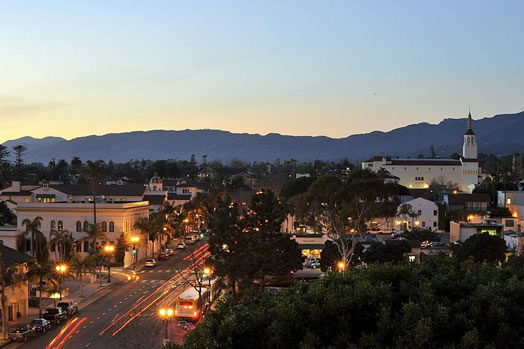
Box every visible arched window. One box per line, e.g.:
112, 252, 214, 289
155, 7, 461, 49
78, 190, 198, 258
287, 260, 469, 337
109, 221, 115, 233
50, 220, 56, 231
102, 221, 107, 232
58, 221, 63, 231
83, 221, 89, 231
76, 221, 82, 232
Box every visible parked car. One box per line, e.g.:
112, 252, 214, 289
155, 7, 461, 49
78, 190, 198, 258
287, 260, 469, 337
8, 325, 35, 342
30, 318, 51, 333
57, 301, 78, 315
165, 248, 175, 256
144, 259, 158, 267
158, 253, 169, 260
185, 236, 196, 245
304, 257, 320, 268
177, 242, 186, 249
43, 307, 67, 324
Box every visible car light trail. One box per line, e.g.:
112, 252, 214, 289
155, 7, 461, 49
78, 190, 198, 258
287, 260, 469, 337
99, 251, 210, 336
110, 251, 211, 337
54, 317, 87, 349
46, 317, 79, 349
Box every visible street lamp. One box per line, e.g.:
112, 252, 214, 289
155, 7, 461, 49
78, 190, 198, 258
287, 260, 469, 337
159, 307, 175, 345
131, 236, 140, 270
337, 261, 345, 273
104, 244, 115, 283
203, 267, 213, 302
55, 264, 68, 304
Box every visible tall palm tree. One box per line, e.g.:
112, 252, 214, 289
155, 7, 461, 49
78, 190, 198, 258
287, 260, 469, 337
49, 230, 73, 263
84, 160, 105, 273
134, 217, 161, 258
17, 217, 43, 257
81, 223, 108, 254
69, 252, 95, 298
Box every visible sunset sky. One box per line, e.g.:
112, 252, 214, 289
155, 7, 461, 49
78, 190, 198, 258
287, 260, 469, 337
1, 1, 523, 143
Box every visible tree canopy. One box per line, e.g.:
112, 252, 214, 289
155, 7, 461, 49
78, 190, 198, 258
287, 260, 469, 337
182, 257, 524, 348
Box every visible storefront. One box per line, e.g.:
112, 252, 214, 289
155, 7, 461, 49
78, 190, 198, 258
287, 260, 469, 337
292, 234, 330, 258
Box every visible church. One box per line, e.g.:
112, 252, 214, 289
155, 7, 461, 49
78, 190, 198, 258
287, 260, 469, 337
362, 112, 480, 192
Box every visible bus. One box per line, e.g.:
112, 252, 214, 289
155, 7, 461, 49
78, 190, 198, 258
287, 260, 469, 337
174, 286, 210, 322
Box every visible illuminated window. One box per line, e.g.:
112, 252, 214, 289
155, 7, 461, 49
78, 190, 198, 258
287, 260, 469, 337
507, 198, 512, 205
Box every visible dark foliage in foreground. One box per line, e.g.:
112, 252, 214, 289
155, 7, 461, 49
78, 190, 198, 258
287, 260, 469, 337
181, 256, 524, 349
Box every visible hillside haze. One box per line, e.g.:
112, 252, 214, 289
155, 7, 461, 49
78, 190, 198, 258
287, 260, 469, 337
3, 111, 524, 163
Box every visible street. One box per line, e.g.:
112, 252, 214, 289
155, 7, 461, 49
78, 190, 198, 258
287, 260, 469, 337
7, 241, 208, 349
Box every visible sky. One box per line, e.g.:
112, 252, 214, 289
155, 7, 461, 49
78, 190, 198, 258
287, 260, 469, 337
1, 0, 523, 143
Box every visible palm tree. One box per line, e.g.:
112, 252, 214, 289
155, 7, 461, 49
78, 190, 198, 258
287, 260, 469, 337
134, 217, 161, 258
82, 224, 107, 284
49, 230, 73, 263
84, 160, 105, 274
69, 252, 95, 298
17, 217, 43, 257
27, 260, 53, 318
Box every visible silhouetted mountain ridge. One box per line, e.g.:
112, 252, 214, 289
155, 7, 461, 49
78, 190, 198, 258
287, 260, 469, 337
2, 111, 523, 163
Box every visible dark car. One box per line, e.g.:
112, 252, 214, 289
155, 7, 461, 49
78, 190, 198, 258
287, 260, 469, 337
43, 307, 67, 324
57, 301, 78, 315
30, 318, 51, 333
158, 253, 169, 260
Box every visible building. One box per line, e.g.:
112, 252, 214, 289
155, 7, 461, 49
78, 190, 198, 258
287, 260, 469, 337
497, 191, 524, 232
450, 221, 503, 242
15, 201, 151, 267
0, 243, 32, 323
362, 111, 480, 192
394, 197, 439, 231
443, 193, 491, 212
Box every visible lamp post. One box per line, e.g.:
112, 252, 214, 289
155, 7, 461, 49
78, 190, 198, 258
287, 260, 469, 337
203, 267, 213, 303
159, 307, 174, 345
55, 264, 68, 306
130, 236, 140, 270
337, 261, 345, 274
104, 244, 115, 283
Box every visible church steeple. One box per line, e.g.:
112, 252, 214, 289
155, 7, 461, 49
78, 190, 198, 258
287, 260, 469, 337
463, 108, 477, 159
465, 107, 475, 135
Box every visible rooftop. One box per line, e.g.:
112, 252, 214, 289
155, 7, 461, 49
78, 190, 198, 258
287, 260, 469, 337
0, 244, 33, 267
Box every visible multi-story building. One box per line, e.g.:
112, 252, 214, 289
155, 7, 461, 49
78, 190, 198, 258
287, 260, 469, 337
362, 112, 480, 192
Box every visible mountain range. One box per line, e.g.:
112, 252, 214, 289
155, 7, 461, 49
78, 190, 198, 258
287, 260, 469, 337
2, 111, 524, 164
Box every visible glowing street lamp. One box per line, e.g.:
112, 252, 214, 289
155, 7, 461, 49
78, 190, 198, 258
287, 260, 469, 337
337, 261, 345, 272
159, 307, 175, 344
55, 264, 67, 273
54, 264, 68, 304
104, 244, 115, 283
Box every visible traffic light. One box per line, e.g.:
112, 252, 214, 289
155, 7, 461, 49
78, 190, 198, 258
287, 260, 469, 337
132, 247, 136, 254
199, 232, 204, 238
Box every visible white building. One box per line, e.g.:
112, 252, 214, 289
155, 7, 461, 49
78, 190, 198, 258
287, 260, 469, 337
14, 201, 151, 267
371, 197, 439, 232
450, 221, 503, 242
362, 112, 480, 192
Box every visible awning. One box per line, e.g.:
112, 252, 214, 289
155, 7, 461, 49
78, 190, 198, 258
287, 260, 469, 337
36, 194, 56, 199
297, 244, 325, 250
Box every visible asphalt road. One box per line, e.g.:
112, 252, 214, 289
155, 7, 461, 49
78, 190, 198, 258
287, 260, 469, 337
9, 241, 208, 349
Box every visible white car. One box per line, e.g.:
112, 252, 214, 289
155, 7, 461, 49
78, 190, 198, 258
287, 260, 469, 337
144, 259, 157, 267
165, 248, 175, 256
177, 242, 186, 249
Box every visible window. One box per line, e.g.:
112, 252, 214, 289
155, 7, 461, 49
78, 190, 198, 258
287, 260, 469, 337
76, 221, 82, 232
102, 221, 107, 232
109, 222, 115, 232
433, 210, 438, 216
422, 221, 426, 227
507, 198, 512, 205
58, 221, 63, 231
506, 220, 515, 227
50, 220, 56, 231
84, 221, 89, 231
433, 222, 437, 227
76, 242, 81, 252
182, 188, 190, 194
418, 210, 422, 216
84, 241, 90, 252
